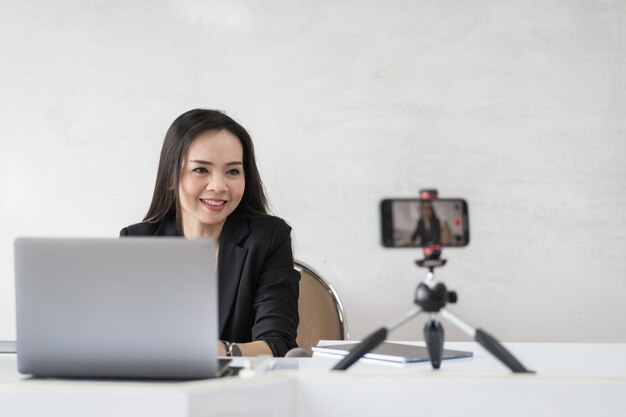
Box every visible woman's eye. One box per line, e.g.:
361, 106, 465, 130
193, 167, 209, 174
226, 169, 241, 176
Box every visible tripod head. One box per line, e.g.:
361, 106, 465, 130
414, 243, 457, 312
415, 244, 446, 271
415, 281, 457, 312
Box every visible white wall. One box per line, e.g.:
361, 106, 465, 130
1, 0, 625, 342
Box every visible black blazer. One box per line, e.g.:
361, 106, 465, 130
120, 212, 300, 357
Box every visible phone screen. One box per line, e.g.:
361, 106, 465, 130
380, 199, 470, 248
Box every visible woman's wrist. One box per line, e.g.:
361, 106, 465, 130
220, 341, 242, 357
218, 341, 227, 356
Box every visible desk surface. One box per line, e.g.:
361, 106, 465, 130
2, 342, 626, 417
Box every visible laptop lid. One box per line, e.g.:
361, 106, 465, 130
14, 237, 219, 379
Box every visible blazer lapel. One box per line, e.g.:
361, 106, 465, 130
217, 214, 249, 334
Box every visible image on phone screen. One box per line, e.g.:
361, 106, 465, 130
381, 199, 469, 248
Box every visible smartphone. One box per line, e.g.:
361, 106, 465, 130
380, 198, 470, 248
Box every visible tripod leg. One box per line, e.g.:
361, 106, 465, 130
475, 329, 533, 373
332, 327, 388, 371
332, 307, 422, 371
424, 319, 444, 369
440, 309, 534, 374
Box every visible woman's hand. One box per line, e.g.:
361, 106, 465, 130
217, 341, 227, 356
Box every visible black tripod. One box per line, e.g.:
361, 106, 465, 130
333, 247, 533, 373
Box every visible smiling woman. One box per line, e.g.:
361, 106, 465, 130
119, 109, 300, 357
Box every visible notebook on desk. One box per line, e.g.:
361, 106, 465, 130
14, 237, 227, 380
312, 341, 473, 363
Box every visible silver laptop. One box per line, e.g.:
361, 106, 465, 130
14, 237, 220, 379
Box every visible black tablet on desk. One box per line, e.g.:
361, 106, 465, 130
312, 342, 473, 363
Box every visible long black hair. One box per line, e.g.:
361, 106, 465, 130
144, 109, 268, 234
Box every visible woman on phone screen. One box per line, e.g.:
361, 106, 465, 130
120, 109, 299, 357
410, 201, 441, 246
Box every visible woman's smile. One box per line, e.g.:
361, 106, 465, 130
200, 198, 228, 211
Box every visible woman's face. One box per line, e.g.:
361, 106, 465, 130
420, 203, 433, 219
178, 129, 245, 236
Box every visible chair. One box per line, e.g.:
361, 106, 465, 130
294, 260, 348, 351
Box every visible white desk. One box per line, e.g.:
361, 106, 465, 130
1, 342, 626, 417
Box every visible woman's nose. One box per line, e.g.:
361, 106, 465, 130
207, 175, 227, 192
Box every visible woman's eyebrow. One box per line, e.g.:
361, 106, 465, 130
189, 159, 243, 166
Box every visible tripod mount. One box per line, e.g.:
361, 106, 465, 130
333, 191, 533, 373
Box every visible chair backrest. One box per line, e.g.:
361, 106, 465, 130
295, 260, 348, 351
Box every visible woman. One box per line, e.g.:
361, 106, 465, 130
120, 109, 299, 357
410, 201, 441, 246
